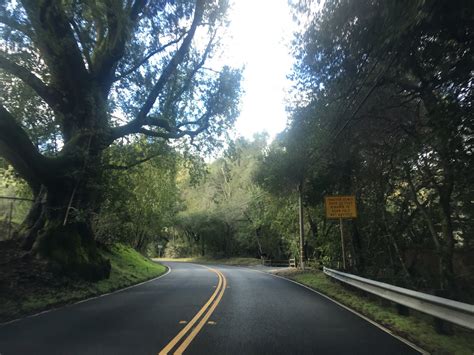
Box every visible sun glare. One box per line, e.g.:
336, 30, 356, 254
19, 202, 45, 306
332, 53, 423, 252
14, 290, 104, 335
222, 0, 296, 140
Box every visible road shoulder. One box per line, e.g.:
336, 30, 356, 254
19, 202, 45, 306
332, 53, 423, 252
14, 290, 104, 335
260, 268, 473, 354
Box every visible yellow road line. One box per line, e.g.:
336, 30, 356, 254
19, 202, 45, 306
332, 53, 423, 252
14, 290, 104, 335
174, 269, 227, 354
158, 268, 226, 355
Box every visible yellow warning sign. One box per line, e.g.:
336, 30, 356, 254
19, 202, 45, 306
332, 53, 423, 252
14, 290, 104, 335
325, 196, 357, 219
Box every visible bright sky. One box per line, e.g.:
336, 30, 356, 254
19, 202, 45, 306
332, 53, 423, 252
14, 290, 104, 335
221, 0, 296, 140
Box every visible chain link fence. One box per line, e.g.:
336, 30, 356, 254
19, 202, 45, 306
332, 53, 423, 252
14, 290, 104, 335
0, 196, 33, 241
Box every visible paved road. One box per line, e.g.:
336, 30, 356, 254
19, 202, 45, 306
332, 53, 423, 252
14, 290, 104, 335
0, 262, 420, 354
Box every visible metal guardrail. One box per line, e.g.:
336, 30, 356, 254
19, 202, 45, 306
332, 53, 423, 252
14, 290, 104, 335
323, 267, 474, 330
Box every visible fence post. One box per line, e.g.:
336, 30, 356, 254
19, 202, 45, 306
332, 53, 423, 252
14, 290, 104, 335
7, 201, 13, 239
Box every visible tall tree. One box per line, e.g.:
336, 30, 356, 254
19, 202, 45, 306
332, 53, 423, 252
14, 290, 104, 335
284, 0, 473, 296
0, 0, 241, 279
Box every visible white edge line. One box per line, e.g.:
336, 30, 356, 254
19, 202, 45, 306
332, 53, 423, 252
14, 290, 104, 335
0, 263, 171, 327
245, 267, 429, 355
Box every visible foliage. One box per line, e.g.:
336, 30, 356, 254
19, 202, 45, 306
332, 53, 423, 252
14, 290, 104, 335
169, 135, 302, 259
0, 0, 241, 278
254, 0, 474, 302
95, 141, 179, 253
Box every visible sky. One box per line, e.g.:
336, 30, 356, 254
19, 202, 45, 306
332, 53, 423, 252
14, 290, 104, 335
220, 0, 297, 140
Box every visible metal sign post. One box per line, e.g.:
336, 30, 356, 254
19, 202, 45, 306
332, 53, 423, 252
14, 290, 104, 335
325, 195, 357, 270
339, 218, 346, 269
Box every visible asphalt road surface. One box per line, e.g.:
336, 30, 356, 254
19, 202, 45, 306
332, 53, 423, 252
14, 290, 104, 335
0, 262, 421, 355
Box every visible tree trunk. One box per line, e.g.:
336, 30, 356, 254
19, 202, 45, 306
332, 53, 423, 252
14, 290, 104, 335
306, 209, 318, 239
200, 235, 205, 256
254, 226, 263, 257
19, 158, 111, 281
438, 190, 456, 297
349, 220, 364, 272
406, 166, 456, 298
381, 206, 413, 286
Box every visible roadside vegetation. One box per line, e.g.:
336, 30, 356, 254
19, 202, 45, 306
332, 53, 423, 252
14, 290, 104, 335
0, 0, 472, 351
283, 270, 474, 354
0, 244, 166, 323
156, 257, 262, 267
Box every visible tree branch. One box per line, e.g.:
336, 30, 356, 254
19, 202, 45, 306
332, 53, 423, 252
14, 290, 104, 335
20, 0, 89, 94
166, 31, 216, 107
405, 165, 441, 250
0, 15, 34, 38
113, 33, 187, 82
70, 18, 92, 68
138, 128, 181, 139
177, 110, 213, 136
129, 0, 147, 21
0, 54, 61, 109
0, 104, 49, 189
142, 116, 174, 131
104, 152, 161, 170
111, 0, 206, 140
137, 0, 205, 121
115, 107, 213, 143
91, 0, 147, 93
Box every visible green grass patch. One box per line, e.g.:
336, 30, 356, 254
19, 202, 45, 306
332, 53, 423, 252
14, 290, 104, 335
289, 271, 474, 354
0, 244, 167, 322
156, 256, 262, 266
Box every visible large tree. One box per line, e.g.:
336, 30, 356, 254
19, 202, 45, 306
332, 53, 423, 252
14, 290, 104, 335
0, 0, 241, 279
284, 0, 473, 297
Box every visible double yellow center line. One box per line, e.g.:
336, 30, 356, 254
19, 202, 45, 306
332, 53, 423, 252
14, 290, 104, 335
158, 267, 227, 355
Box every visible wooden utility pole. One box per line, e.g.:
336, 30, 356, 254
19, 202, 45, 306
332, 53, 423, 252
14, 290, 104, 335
298, 183, 305, 270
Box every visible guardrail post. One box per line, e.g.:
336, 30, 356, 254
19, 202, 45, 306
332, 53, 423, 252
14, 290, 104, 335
396, 304, 410, 316
434, 317, 453, 335
433, 290, 453, 335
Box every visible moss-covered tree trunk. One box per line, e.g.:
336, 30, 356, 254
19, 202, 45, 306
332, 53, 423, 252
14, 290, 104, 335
19, 150, 111, 280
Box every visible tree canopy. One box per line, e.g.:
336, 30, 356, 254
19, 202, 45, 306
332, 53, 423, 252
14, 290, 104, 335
268, 0, 473, 298
0, 0, 241, 279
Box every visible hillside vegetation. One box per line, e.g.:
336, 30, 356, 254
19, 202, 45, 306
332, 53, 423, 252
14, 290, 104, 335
0, 243, 166, 322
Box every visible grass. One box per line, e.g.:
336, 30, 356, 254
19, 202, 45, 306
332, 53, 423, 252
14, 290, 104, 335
155, 256, 263, 266
286, 270, 474, 354
0, 244, 167, 323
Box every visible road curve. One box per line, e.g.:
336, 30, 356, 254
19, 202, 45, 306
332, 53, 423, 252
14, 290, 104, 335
0, 262, 420, 354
